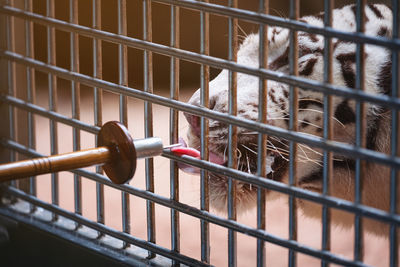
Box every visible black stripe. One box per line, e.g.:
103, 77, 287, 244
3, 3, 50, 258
336, 53, 356, 89
333, 157, 356, 170
334, 100, 356, 124
299, 57, 318, 76
350, 5, 357, 17
283, 90, 289, 98
377, 59, 392, 96
299, 45, 323, 58
268, 90, 278, 104
301, 119, 311, 129
366, 114, 382, 151
299, 99, 323, 109
377, 26, 389, 37
350, 4, 370, 22
267, 154, 288, 182
298, 168, 322, 185
368, 4, 383, 19
269, 47, 289, 71
282, 113, 290, 127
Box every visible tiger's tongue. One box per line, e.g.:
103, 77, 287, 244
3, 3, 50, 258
171, 138, 225, 174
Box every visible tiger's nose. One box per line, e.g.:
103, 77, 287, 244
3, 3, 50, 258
184, 95, 218, 137
184, 112, 201, 137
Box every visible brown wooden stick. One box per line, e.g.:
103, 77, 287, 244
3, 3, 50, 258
0, 147, 111, 182
0, 121, 141, 184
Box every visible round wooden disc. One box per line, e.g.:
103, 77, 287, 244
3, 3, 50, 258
97, 121, 136, 184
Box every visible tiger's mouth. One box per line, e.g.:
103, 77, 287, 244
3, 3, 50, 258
174, 137, 227, 174
176, 135, 288, 178
176, 132, 289, 211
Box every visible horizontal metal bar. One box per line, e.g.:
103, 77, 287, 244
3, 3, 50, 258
2, 187, 210, 267
3, 139, 399, 240
1, 51, 400, 170
162, 151, 400, 226
0, 94, 100, 134
152, 0, 400, 50
0, 207, 170, 267
1, 6, 400, 111
3, 180, 367, 267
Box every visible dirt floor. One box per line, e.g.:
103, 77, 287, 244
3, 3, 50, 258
31, 81, 390, 267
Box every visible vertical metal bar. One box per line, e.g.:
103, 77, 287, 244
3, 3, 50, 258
118, 0, 128, 128
288, 0, 299, 266
0, 1, 11, 168
25, 0, 36, 213
170, 2, 180, 266
46, 0, 58, 221
354, 0, 366, 262
6, 0, 16, 188
227, 0, 238, 266
200, 0, 210, 263
93, 0, 105, 234
321, 1, 333, 266
390, 1, 399, 266
70, 0, 82, 224
143, 0, 156, 259
257, 0, 268, 267
118, 0, 130, 248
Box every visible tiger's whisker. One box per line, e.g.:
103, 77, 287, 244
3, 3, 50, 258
298, 143, 323, 156
246, 154, 252, 174
241, 144, 258, 155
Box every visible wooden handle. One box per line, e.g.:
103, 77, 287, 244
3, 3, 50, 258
0, 147, 110, 182
0, 121, 137, 184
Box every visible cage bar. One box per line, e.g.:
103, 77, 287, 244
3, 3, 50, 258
2, 121, 400, 228
69, 0, 82, 223
151, 0, 400, 50
390, 0, 399, 266
5, 0, 16, 189
46, 0, 59, 221
3, 6, 400, 110
354, 0, 367, 262
5, 47, 400, 171
227, 0, 238, 266
3, 186, 210, 267
0, 136, 393, 266
143, 0, 156, 259
288, 0, 299, 265
257, 0, 268, 267
117, 0, 130, 249
1, 1, 399, 265
92, 0, 105, 233
0, 139, 373, 267
6, 48, 400, 169
321, 1, 334, 266
3, 2, 399, 50
0, 1, 10, 170
200, 0, 210, 263
24, 0, 36, 213
169, 2, 180, 266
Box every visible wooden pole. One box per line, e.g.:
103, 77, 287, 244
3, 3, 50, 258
0, 147, 111, 182
0, 121, 147, 184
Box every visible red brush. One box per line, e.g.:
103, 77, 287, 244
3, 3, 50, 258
170, 146, 201, 158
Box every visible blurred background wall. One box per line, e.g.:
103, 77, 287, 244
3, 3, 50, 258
31, 0, 392, 91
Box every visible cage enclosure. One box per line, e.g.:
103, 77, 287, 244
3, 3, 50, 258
0, 0, 399, 266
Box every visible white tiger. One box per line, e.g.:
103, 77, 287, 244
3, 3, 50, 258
182, 4, 396, 237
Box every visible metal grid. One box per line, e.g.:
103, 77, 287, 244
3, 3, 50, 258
0, 0, 399, 266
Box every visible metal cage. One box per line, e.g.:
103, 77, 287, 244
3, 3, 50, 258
0, 0, 399, 266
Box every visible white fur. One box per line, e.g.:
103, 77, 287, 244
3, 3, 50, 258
185, 4, 396, 237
